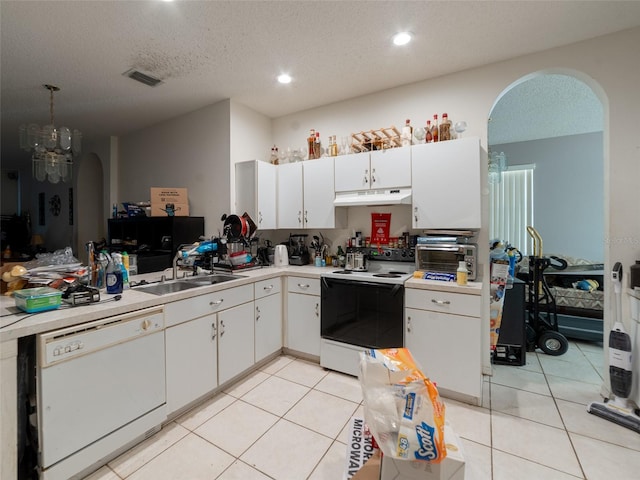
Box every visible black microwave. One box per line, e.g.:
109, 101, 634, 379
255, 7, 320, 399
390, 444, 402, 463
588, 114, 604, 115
415, 243, 477, 280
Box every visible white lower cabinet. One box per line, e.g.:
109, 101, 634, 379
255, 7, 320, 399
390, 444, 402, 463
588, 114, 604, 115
165, 314, 217, 415
218, 302, 255, 385
405, 288, 483, 405
164, 284, 253, 415
254, 278, 283, 363
286, 277, 321, 356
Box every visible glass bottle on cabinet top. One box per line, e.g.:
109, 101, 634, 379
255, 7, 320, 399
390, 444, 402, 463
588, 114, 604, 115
431, 114, 439, 142
439, 113, 452, 141
425, 120, 433, 143
308, 129, 316, 160
401, 119, 413, 146
313, 131, 321, 159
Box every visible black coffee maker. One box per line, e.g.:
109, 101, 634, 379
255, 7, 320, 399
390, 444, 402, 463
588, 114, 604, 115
288, 234, 310, 265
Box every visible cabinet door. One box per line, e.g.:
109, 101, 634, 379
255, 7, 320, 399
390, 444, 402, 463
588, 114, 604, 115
165, 315, 218, 415
334, 152, 370, 192
405, 307, 482, 400
370, 146, 411, 189
235, 161, 276, 230
255, 292, 283, 362
287, 292, 321, 356
256, 161, 277, 229
411, 137, 482, 229
218, 302, 255, 385
277, 162, 304, 229
303, 157, 336, 228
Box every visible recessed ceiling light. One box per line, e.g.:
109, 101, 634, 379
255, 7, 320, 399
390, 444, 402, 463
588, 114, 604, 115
277, 74, 292, 84
392, 32, 412, 46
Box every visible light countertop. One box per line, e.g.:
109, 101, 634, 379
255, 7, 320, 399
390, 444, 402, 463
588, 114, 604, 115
1, 265, 483, 342
405, 277, 483, 295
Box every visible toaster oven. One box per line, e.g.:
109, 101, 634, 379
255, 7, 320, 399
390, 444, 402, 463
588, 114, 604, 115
415, 243, 477, 280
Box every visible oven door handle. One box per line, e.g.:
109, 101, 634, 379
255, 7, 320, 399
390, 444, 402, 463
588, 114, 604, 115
322, 277, 402, 290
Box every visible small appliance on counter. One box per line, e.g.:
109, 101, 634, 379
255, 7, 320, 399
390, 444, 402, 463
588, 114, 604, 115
345, 248, 368, 271
288, 234, 310, 265
274, 244, 289, 266
415, 232, 478, 281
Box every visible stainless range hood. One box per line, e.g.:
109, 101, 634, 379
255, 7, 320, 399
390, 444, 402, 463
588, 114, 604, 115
333, 188, 412, 207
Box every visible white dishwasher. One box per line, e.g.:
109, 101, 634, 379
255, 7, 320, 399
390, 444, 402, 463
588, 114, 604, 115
37, 307, 167, 480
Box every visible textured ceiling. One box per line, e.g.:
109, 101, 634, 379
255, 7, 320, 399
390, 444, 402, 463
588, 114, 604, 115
1, 0, 639, 161
489, 74, 603, 145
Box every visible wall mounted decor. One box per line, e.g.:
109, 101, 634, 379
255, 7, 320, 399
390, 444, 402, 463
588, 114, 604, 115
49, 194, 61, 217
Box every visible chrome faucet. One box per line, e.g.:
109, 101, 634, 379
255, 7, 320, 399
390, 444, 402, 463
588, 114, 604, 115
173, 249, 184, 280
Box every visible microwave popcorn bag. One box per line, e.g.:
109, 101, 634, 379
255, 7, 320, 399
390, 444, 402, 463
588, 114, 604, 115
359, 348, 447, 463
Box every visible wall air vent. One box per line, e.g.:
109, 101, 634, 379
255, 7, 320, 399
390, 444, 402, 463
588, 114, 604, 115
122, 68, 163, 87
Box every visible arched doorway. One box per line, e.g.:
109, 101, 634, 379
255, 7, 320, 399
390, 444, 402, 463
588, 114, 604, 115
488, 71, 606, 380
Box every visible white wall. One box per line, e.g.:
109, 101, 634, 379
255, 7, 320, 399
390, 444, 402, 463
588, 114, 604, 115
229, 100, 272, 214
272, 27, 640, 383
118, 99, 231, 236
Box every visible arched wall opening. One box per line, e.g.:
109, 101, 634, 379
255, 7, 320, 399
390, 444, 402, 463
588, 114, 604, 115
487, 67, 608, 379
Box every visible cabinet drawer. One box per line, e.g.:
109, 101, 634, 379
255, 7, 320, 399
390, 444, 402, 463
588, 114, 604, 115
254, 277, 282, 300
287, 276, 320, 296
165, 284, 253, 327
405, 288, 481, 318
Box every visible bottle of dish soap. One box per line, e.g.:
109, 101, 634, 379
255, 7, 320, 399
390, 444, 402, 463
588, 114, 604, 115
106, 254, 123, 294
456, 261, 468, 286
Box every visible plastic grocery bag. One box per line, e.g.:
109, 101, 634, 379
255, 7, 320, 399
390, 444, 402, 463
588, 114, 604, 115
359, 348, 447, 463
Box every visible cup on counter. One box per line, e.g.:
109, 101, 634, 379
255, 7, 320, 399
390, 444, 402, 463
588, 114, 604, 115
128, 254, 138, 276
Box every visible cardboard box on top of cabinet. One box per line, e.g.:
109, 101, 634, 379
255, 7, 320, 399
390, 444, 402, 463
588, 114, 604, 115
150, 187, 189, 216
380, 425, 465, 480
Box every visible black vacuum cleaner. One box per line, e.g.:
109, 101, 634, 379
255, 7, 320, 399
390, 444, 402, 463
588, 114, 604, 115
587, 262, 640, 433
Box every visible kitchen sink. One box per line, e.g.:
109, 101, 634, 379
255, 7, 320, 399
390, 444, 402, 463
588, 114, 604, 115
134, 274, 246, 296
182, 274, 247, 285
134, 281, 200, 296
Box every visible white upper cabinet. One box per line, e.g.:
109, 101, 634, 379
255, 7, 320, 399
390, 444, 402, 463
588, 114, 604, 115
278, 158, 342, 229
411, 137, 483, 229
235, 160, 277, 229
302, 157, 339, 228
334, 147, 411, 192
334, 152, 370, 192
277, 162, 304, 229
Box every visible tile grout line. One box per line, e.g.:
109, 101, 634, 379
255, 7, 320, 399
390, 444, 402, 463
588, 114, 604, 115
538, 350, 589, 479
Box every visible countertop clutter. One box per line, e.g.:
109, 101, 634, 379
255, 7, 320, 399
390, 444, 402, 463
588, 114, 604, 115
0, 265, 481, 341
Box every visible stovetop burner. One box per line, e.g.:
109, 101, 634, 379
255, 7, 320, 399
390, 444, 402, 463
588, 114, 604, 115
372, 273, 401, 278
332, 270, 353, 274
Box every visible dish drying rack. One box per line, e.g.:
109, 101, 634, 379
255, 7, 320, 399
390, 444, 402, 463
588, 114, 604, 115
350, 126, 403, 153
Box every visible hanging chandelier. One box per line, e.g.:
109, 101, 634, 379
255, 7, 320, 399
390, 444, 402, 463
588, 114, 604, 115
18, 84, 82, 184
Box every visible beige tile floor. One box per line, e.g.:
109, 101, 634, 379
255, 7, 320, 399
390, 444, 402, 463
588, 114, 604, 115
86, 340, 640, 480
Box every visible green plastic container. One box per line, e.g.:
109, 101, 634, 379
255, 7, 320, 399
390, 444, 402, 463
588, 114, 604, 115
14, 287, 62, 313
